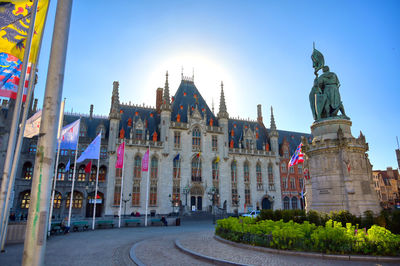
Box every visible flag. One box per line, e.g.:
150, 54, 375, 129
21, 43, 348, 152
196, 152, 201, 158
288, 143, 304, 167
215, 156, 220, 163
303, 168, 310, 180
173, 153, 180, 161
23, 109, 41, 138
115, 142, 124, 168
65, 159, 70, 172
0, 0, 49, 100
77, 133, 101, 163
141, 149, 149, 172
84, 161, 92, 173
60, 119, 80, 150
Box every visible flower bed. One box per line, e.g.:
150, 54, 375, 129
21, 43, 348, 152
215, 217, 400, 256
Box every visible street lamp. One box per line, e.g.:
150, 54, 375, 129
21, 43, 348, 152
232, 195, 240, 217
122, 193, 131, 217
207, 186, 220, 224
182, 184, 191, 213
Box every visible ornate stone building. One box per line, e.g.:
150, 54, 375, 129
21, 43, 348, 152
0, 73, 310, 219
372, 167, 400, 209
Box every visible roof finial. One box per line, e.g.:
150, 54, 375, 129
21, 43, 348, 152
192, 67, 194, 81
161, 71, 171, 111
270, 106, 277, 131
212, 98, 215, 114
217, 81, 228, 119
313, 41, 315, 50
181, 66, 183, 80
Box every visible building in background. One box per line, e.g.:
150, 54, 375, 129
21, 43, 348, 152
372, 167, 400, 209
0, 73, 310, 219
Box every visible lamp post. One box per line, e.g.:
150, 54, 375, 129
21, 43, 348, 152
232, 195, 240, 217
122, 193, 131, 217
182, 184, 191, 212
207, 186, 220, 224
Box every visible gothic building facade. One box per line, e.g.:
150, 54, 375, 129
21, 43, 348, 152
0, 73, 310, 219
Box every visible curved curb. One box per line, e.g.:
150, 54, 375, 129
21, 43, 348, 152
174, 239, 249, 266
129, 240, 146, 266
214, 235, 400, 263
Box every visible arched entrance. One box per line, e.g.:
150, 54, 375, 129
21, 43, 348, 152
262, 197, 272, 210
86, 192, 103, 217
190, 185, 204, 211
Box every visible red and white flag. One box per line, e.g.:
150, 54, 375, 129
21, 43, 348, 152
141, 149, 149, 172
115, 142, 125, 169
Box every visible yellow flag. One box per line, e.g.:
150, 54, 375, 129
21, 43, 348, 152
215, 156, 220, 163
0, 0, 49, 63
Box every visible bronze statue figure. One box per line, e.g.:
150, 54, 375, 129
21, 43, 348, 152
310, 46, 348, 121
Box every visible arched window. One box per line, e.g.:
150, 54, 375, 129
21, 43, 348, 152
268, 163, 274, 190
57, 163, 65, 181
291, 197, 298, 209
281, 163, 287, 173
23, 162, 33, 180
100, 147, 107, 159
66, 192, 83, 209
283, 196, 290, 210
89, 166, 97, 182
245, 184, 251, 205
20, 191, 30, 209
132, 180, 140, 206
28, 142, 37, 154
79, 123, 87, 137
191, 156, 201, 182
243, 162, 249, 183
53, 192, 62, 209
68, 164, 75, 181
134, 155, 141, 178
77, 165, 86, 181
99, 166, 107, 182
212, 159, 219, 181
231, 161, 237, 183
150, 157, 158, 179
173, 156, 180, 179
192, 127, 201, 151
256, 163, 263, 190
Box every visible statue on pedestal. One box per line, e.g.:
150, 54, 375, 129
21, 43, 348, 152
310, 45, 348, 120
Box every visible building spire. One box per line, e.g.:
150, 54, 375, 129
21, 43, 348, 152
270, 106, 277, 131
161, 71, 171, 111
109, 81, 121, 119
217, 81, 228, 119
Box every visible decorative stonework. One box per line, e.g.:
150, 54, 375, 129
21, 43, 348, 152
303, 119, 381, 215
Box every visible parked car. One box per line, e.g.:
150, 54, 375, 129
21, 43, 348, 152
241, 210, 260, 218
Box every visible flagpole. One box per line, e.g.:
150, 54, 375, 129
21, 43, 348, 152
0, 0, 39, 244
92, 132, 102, 230
118, 142, 125, 228
144, 145, 150, 227
0, 61, 40, 251
47, 99, 66, 237
68, 125, 80, 228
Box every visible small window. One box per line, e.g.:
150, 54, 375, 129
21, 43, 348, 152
100, 147, 107, 159
53, 192, 62, 209
66, 192, 83, 209
283, 197, 290, 210
212, 135, 218, 151
28, 143, 37, 154
192, 127, 201, 151
23, 162, 33, 180
20, 191, 30, 209
134, 155, 141, 178
174, 131, 181, 149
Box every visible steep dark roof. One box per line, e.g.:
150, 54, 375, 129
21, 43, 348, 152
63, 113, 109, 139
228, 119, 268, 150
118, 105, 160, 140
278, 129, 312, 155
171, 80, 218, 126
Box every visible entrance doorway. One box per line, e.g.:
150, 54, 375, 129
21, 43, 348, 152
190, 196, 203, 211
262, 198, 272, 210
86, 192, 103, 217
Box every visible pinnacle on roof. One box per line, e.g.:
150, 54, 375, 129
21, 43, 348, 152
217, 81, 228, 119
161, 71, 171, 111
270, 106, 277, 131
110, 81, 121, 118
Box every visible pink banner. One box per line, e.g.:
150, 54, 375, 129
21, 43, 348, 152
115, 142, 125, 168
142, 149, 149, 172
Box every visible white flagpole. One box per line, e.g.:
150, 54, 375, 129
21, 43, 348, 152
67, 120, 80, 227
118, 142, 125, 228
144, 145, 150, 227
92, 132, 102, 230
47, 99, 65, 236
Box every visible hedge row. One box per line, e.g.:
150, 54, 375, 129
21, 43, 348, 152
256, 209, 400, 234
216, 217, 400, 256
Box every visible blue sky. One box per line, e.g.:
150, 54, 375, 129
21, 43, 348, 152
33, 0, 400, 170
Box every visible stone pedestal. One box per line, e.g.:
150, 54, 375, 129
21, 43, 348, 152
303, 118, 381, 216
